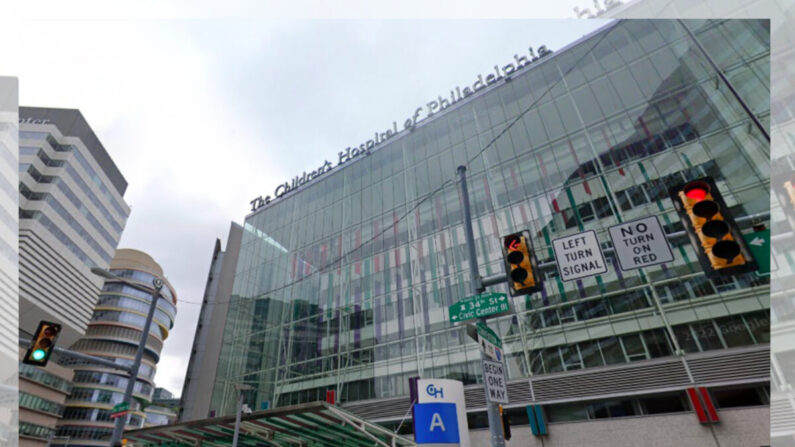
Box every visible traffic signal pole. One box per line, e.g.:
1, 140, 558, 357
457, 165, 506, 447
109, 278, 164, 447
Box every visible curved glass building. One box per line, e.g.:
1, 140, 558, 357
55, 249, 177, 447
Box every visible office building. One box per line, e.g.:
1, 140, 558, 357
194, 19, 771, 445
19, 106, 131, 345
0, 76, 18, 447
18, 107, 131, 447
55, 249, 177, 446
144, 388, 179, 427
179, 223, 243, 421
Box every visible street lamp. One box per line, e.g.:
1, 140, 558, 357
91, 267, 164, 447
232, 384, 254, 447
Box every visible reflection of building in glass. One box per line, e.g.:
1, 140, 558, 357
55, 249, 177, 446
196, 19, 770, 444
17, 107, 131, 447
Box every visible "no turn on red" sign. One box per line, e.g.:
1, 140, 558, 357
608, 216, 674, 271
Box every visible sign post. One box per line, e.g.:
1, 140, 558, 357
608, 216, 674, 271
552, 230, 608, 281
455, 166, 506, 447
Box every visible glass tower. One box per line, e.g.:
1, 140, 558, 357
210, 19, 770, 424
55, 249, 177, 446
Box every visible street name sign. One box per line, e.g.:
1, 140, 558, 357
608, 216, 674, 271
552, 230, 608, 281
448, 292, 509, 323
744, 229, 775, 275
476, 322, 503, 362
482, 359, 509, 404
110, 402, 129, 419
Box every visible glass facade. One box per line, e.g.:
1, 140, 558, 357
18, 364, 73, 395
210, 19, 770, 416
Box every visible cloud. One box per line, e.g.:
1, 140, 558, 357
11, 16, 606, 396
155, 353, 190, 396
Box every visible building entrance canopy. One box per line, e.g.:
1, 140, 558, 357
125, 401, 416, 447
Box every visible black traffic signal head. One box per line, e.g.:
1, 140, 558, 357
23, 321, 61, 367
501, 230, 541, 296
670, 177, 755, 278
502, 411, 512, 440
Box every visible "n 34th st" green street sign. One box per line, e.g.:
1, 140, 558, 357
449, 292, 510, 323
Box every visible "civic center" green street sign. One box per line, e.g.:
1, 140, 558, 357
448, 292, 510, 323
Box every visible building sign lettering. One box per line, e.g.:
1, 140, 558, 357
19, 118, 51, 125
250, 44, 553, 212
573, 0, 623, 18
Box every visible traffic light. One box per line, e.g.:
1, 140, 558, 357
23, 321, 61, 366
783, 174, 795, 209
777, 171, 795, 230
669, 177, 755, 278
501, 230, 541, 296
499, 405, 512, 441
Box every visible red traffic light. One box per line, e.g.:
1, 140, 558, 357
501, 231, 541, 296
505, 235, 521, 251
684, 181, 709, 201
670, 177, 755, 278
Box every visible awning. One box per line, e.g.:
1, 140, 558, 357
125, 401, 416, 447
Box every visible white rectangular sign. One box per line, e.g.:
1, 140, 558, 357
552, 230, 608, 281
482, 359, 509, 404
478, 334, 502, 362
416, 379, 471, 447
608, 216, 674, 271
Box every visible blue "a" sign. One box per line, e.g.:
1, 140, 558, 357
414, 403, 460, 444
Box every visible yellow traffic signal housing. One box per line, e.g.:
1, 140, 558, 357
784, 175, 795, 209
670, 177, 756, 278
501, 230, 541, 296
23, 321, 61, 367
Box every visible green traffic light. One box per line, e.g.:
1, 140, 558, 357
31, 349, 46, 361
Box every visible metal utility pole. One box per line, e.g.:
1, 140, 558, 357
457, 165, 506, 447
93, 268, 164, 447
231, 384, 252, 447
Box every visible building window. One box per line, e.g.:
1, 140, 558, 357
710, 386, 769, 408
639, 393, 688, 414
19, 391, 64, 416
19, 422, 55, 440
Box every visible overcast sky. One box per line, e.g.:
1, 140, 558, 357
4, 3, 610, 396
